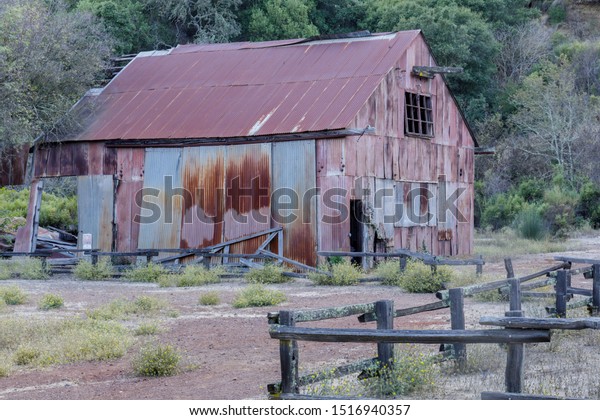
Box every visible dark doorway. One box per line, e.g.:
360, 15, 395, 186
350, 199, 364, 265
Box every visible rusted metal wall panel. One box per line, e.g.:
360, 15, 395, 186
180, 146, 225, 249
223, 143, 271, 255
316, 175, 352, 252
77, 175, 114, 251
115, 148, 144, 252
272, 140, 317, 266
137, 148, 183, 254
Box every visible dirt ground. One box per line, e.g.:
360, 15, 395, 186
1, 236, 599, 400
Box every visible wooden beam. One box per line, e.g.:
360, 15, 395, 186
554, 256, 600, 265
412, 66, 463, 79
269, 326, 551, 344
474, 147, 496, 155
480, 316, 600, 330
359, 300, 448, 323
260, 250, 329, 275
481, 392, 567, 400
268, 303, 376, 324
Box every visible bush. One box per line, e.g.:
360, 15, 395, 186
159, 265, 223, 287
73, 258, 114, 281
309, 260, 361, 286
245, 264, 288, 284
375, 260, 402, 285
123, 263, 168, 283
38, 294, 64, 310
14, 258, 49, 280
14, 346, 41, 366
133, 343, 181, 377
232, 285, 286, 308
481, 192, 524, 231
199, 292, 220, 306
542, 186, 580, 237
361, 352, 438, 397
0, 261, 12, 280
515, 206, 547, 240
394, 260, 451, 293
578, 181, 600, 229
0, 286, 27, 305
548, 2, 567, 24
86, 296, 165, 320
134, 323, 160, 336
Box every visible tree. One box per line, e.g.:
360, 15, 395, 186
247, 0, 318, 41
0, 0, 112, 151
148, 0, 242, 44
363, 0, 500, 122
508, 59, 600, 186
310, 0, 367, 35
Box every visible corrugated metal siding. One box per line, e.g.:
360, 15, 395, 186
61, 32, 421, 142
272, 140, 317, 266
137, 148, 183, 254
224, 143, 271, 255
180, 146, 225, 249
317, 175, 352, 252
77, 175, 114, 251
115, 148, 144, 252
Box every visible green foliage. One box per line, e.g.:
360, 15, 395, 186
134, 323, 160, 336
578, 181, 600, 229
159, 265, 223, 287
0, 260, 12, 280
0, 286, 27, 305
309, 260, 361, 286
247, 0, 318, 41
38, 294, 64, 310
14, 258, 49, 280
0, 0, 112, 150
123, 262, 168, 283
481, 192, 524, 231
375, 260, 402, 286
310, 0, 366, 35
361, 352, 438, 397
244, 263, 288, 284
548, 2, 567, 25
232, 285, 286, 308
198, 292, 220, 306
364, 0, 500, 122
514, 206, 547, 240
86, 295, 166, 320
542, 185, 581, 237
73, 258, 114, 281
133, 343, 181, 376
393, 260, 449, 293
0, 188, 77, 233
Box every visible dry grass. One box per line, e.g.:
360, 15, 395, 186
474, 229, 571, 262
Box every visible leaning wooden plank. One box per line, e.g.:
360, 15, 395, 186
269, 326, 551, 344
204, 227, 282, 251
268, 358, 377, 395
239, 258, 264, 269
358, 301, 449, 323
260, 250, 330, 275
481, 392, 568, 400
480, 316, 600, 330
546, 297, 592, 315
268, 303, 376, 325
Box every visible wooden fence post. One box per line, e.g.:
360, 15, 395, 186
504, 258, 515, 279
399, 256, 407, 272
505, 278, 524, 394
279, 311, 299, 395
592, 264, 600, 316
556, 270, 568, 318
375, 300, 394, 369
449, 288, 466, 369
476, 255, 483, 276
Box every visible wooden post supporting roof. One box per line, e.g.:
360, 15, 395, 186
14, 179, 43, 252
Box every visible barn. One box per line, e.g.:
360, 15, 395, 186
16, 30, 480, 266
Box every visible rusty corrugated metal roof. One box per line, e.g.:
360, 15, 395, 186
69, 31, 421, 142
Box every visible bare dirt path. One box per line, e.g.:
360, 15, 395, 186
1, 234, 599, 400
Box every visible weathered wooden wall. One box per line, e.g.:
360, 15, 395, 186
317, 35, 475, 257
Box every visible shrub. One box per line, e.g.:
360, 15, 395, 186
375, 260, 402, 285
14, 346, 41, 366
515, 206, 547, 240
160, 265, 223, 287
123, 263, 168, 283
394, 260, 450, 293
38, 294, 64, 310
481, 192, 524, 231
361, 352, 438, 397
133, 296, 165, 314
578, 181, 600, 228
14, 258, 49, 280
309, 260, 361, 286
86, 296, 165, 320
73, 258, 114, 281
199, 292, 220, 306
548, 2, 567, 24
542, 186, 580, 237
0, 261, 12, 280
232, 285, 286, 308
134, 323, 160, 336
133, 343, 181, 377
245, 264, 288, 284
0, 286, 27, 305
